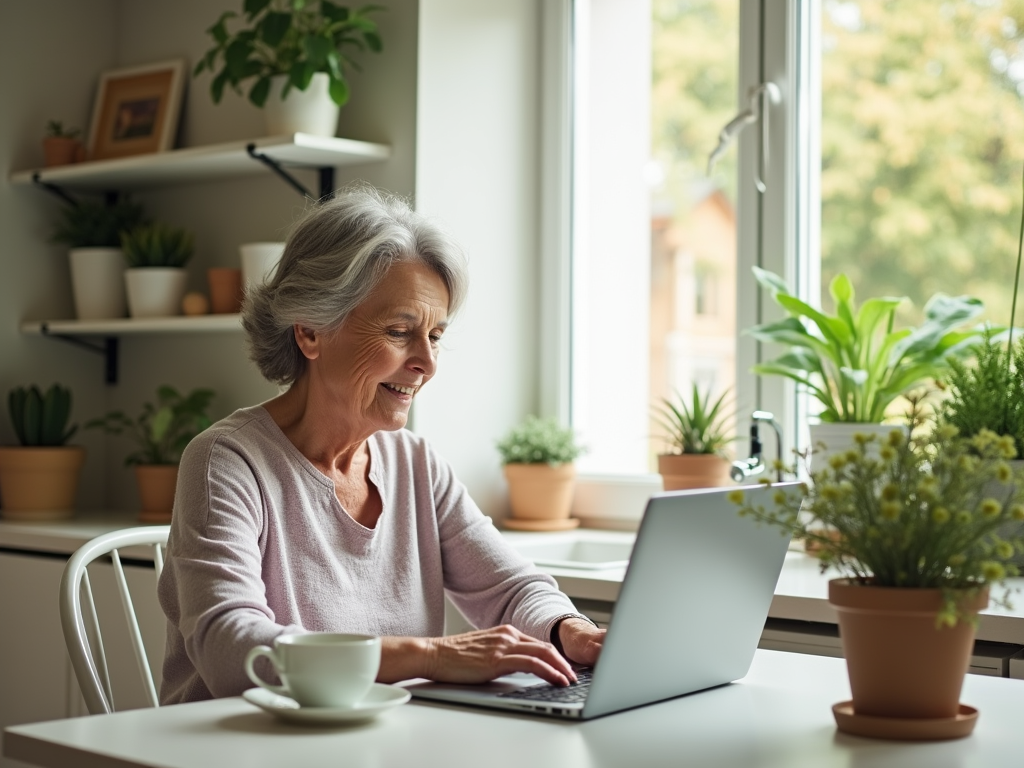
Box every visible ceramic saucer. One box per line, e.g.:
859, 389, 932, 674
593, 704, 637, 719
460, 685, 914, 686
832, 700, 978, 741
243, 684, 411, 725
503, 517, 581, 532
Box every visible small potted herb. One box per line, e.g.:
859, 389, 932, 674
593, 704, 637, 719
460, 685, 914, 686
728, 395, 1024, 736
52, 198, 148, 320
121, 223, 195, 318
654, 384, 736, 490
194, 0, 384, 136
42, 120, 84, 167
86, 386, 215, 522
496, 416, 586, 531
0, 384, 84, 519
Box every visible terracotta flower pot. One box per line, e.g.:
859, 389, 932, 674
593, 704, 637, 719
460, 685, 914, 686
207, 267, 243, 314
43, 136, 84, 167
135, 464, 179, 523
503, 463, 575, 521
0, 446, 85, 520
829, 578, 988, 720
657, 453, 732, 491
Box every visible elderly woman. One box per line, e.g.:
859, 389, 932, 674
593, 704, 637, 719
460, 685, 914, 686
158, 186, 605, 704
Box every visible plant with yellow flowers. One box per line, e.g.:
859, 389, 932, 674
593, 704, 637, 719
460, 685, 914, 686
728, 396, 1024, 625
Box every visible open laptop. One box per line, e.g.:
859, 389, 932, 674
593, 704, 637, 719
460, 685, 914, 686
406, 482, 796, 720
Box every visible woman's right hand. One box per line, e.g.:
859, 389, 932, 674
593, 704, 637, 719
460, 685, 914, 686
378, 626, 577, 687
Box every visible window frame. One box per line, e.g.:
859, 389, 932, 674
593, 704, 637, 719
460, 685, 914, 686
540, 0, 805, 526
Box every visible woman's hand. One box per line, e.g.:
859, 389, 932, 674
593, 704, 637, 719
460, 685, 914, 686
421, 625, 578, 686
557, 618, 606, 667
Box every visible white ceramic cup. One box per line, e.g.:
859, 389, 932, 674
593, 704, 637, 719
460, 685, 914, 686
239, 242, 285, 292
244, 633, 381, 708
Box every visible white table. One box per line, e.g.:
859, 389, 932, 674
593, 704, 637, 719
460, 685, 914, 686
5, 651, 1023, 768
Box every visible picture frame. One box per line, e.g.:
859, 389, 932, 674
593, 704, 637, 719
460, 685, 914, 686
87, 60, 186, 161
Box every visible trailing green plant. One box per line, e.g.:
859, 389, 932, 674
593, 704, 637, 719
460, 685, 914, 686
729, 395, 1024, 625
45, 120, 80, 139
939, 331, 1024, 460
7, 384, 77, 447
496, 416, 586, 466
121, 223, 195, 268
85, 386, 215, 465
51, 198, 149, 249
747, 266, 986, 423
194, 0, 384, 108
654, 384, 735, 456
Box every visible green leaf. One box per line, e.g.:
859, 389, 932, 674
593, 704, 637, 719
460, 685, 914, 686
322, 0, 350, 23
260, 11, 292, 47
244, 0, 272, 20
249, 76, 271, 107
225, 38, 255, 80
775, 294, 853, 351
328, 75, 350, 106
208, 11, 236, 44
752, 266, 791, 297
363, 31, 382, 52
303, 34, 333, 68
289, 60, 315, 90
151, 406, 174, 444
325, 50, 343, 80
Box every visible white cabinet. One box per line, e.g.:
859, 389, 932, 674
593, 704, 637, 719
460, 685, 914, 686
0, 549, 165, 768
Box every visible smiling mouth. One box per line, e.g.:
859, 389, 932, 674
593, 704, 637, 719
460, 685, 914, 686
382, 382, 418, 397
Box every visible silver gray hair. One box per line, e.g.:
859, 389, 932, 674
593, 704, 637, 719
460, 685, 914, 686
242, 184, 469, 385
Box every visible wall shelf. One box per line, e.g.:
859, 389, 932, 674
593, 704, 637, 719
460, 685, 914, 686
21, 314, 242, 336
21, 315, 243, 385
9, 133, 391, 197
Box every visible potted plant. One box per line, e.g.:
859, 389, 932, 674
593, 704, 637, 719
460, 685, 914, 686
747, 266, 985, 465
86, 386, 215, 522
496, 416, 586, 531
194, 0, 384, 137
0, 384, 84, 520
51, 198, 148, 320
121, 222, 195, 318
42, 120, 84, 167
654, 384, 735, 490
729, 395, 1024, 740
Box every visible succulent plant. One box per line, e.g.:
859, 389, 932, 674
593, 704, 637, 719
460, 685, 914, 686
8, 384, 78, 447
121, 223, 195, 268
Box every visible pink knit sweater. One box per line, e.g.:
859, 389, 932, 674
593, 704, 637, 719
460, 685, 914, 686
157, 406, 576, 704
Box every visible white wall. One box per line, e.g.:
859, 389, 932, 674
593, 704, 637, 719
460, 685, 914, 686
0, 0, 419, 511
1, 0, 544, 519
412, 0, 542, 519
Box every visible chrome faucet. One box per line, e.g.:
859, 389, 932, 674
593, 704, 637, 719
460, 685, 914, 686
730, 410, 785, 483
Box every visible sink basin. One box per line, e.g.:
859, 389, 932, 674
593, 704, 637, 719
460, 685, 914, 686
511, 537, 634, 570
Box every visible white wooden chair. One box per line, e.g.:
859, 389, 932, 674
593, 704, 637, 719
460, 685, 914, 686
59, 526, 170, 715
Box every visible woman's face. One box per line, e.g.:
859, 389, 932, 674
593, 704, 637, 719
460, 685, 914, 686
297, 260, 450, 437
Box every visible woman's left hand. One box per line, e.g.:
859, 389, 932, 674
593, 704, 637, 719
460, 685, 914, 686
558, 618, 606, 666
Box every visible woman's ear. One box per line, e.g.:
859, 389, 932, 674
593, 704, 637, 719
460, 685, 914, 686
293, 324, 320, 361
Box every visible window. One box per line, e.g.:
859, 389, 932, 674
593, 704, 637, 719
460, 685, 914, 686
553, 1, 1024, 521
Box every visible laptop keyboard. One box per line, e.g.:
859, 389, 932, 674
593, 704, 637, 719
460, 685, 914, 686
497, 671, 594, 704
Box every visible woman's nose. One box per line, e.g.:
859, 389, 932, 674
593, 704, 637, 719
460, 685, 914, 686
407, 336, 438, 376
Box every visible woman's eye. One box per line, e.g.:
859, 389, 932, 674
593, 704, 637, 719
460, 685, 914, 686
387, 330, 407, 339
429, 334, 443, 344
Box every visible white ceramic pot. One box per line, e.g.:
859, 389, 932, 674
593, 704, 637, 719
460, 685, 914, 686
807, 422, 904, 472
240, 242, 286, 292
264, 73, 340, 137
68, 248, 127, 320
124, 268, 187, 318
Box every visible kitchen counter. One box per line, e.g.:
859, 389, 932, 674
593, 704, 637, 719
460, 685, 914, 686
4, 514, 1024, 644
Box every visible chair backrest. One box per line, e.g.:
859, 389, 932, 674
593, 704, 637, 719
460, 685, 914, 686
59, 526, 170, 715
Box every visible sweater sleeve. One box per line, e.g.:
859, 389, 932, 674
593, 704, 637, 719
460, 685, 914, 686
158, 433, 302, 699
426, 445, 580, 642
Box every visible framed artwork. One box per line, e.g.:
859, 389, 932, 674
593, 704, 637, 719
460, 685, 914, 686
87, 60, 186, 161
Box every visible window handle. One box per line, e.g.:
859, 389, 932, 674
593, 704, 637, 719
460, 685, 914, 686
706, 82, 781, 193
